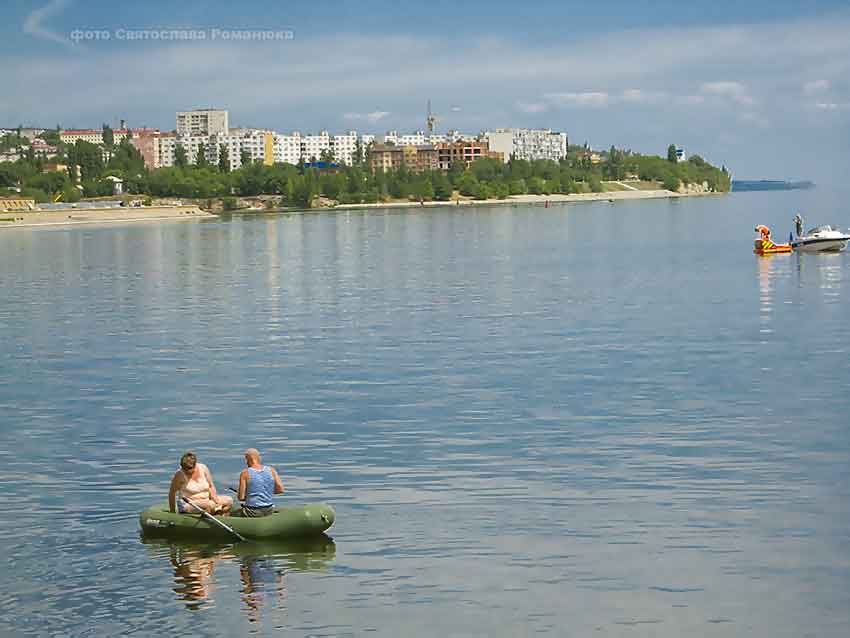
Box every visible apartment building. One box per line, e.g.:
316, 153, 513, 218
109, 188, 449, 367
60, 128, 130, 145
272, 133, 302, 165
156, 128, 275, 170
368, 144, 439, 173
483, 128, 568, 163
129, 128, 161, 169
436, 140, 502, 170
176, 109, 229, 137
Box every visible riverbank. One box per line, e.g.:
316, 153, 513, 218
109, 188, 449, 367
0, 205, 216, 229
328, 187, 722, 212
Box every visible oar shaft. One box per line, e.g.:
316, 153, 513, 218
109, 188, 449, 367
181, 497, 245, 542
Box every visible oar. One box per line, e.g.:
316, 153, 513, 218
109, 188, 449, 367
181, 497, 246, 542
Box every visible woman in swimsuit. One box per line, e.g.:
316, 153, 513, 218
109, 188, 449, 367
168, 451, 233, 515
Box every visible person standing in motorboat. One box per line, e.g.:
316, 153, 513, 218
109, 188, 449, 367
237, 448, 285, 517
794, 213, 804, 238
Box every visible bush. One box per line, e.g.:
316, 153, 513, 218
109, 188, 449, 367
662, 174, 680, 191
20, 187, 49, 203
222, 197, 239, 211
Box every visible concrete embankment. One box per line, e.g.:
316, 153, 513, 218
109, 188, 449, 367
0, 206, 216, 229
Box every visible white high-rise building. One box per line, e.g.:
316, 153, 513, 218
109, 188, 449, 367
176, 109, 229, 137
484, 128, 568, 163
273, 133, 303, 165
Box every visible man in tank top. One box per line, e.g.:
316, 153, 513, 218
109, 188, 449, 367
237, 448, 285, 517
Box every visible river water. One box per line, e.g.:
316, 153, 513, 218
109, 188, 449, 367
1, 191, 848, 637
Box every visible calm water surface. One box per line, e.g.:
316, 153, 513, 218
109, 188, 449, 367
1, 191, 849, 637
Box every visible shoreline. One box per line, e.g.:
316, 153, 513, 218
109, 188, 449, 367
0, 205, 217, 230
1, 189, 726, 229
329, 188, 723, 212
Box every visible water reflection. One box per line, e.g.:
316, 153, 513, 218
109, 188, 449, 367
168, 544, 219, 609
793, 252, 844, 298
141, 535, 336, 617
756, 254, 777, 337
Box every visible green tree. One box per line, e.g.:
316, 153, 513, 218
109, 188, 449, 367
107, 137, 145, 176
39, 126, 61, 145
239, 149, 252, 167
433, 172, 452, 200
174, 144, 188, 168
662, 173, 680, 191
196, 142, 208, 168
475, 181, 493, 200
218, 145, 229, 172
69, 140, 104, 181
414, 176, 434, 201
528, 176, 546, 195
456, 171, 479, 197
667, 144, 678, 163
102, 124, 114, 148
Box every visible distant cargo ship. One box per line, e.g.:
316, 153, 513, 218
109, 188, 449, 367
732, 180, 815, 192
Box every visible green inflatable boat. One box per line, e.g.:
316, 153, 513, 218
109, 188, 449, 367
139, 503, 335, 540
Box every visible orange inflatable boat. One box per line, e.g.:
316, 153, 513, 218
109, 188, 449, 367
753, 225, 793, 255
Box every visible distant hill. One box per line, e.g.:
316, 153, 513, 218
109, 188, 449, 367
732, 180, 815, 192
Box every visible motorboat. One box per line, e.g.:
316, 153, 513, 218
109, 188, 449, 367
791, 225, 850, 253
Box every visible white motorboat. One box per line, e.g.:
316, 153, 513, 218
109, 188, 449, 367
791, 225, 850, 252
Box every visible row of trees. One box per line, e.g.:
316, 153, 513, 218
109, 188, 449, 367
2, 136, 730, 206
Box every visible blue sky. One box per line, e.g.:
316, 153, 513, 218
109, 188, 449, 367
2, 0, 850, 183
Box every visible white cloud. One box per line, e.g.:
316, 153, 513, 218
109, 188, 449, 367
343, 110, 390, 123
621, 88, 667, 104
700, 81, 755, 105
544, 91, 609, 108
516, 101, 548, 114
803, 79, 831, 94
701, 81, 746, 95
675, 94, 706, 106
23, 0, 73, 48
814, 102, 848, 111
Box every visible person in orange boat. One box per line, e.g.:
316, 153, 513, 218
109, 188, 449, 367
754, 225, 775, 250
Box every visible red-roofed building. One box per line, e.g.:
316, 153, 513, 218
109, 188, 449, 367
60, 128, 130, 145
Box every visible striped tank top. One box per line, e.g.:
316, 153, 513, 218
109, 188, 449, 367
245, 466, 275, 508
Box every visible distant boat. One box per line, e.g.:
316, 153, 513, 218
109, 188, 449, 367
732, 180, 815, 192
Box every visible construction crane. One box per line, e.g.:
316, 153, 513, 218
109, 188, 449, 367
426, 100, 441, 134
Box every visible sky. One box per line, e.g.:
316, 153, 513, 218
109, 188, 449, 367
2, 0, 849, 183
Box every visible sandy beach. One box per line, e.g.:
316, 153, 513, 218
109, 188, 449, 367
331, 187, 723, 212
0, 205, 217, 229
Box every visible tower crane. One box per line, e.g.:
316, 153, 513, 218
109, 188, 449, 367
426, 100, 441, 134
